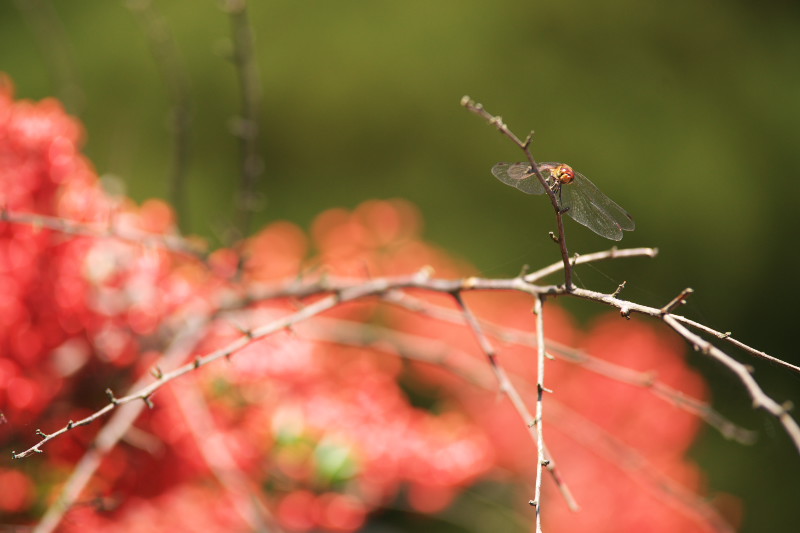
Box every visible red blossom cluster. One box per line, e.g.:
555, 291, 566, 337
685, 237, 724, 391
0, 76, 736, 532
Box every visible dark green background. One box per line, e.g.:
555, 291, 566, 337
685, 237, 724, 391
2, 1, 799, 531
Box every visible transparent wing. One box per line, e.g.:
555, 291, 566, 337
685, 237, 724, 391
490, 162, 547, 195
560, 172, 635, 241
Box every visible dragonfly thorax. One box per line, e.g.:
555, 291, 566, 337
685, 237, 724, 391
552, 164, 576, 185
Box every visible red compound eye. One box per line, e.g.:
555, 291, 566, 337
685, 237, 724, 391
556, 164, 575, 184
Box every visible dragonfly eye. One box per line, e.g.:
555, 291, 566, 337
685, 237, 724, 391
555, 164, 576, 184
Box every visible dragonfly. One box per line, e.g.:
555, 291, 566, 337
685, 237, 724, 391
491, 161, 635, 241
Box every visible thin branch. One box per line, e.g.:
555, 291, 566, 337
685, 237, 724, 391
222, 0, 264, 240
672, 314, 800, 376
451, 292, 579, 513
382, 290, 755, 444
298, 318, 737, 528
126, 0, 192, 229
462, 96, 574, 289
531, 295, 546, 532
568, 286, 800, 453
524, 246, 659, 283
32, 315, 209, 533
664, 315, 800, 448
0, 209, 208, 260
660, 287, 694, 315
13, 0, 83, 114
172, 378, 283, 532
546, 341, 757, 444
545, 399, 735, 533
14, 264, 794, 458
14, 268, 451, 458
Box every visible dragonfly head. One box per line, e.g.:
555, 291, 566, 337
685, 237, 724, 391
553, 164, 576, 184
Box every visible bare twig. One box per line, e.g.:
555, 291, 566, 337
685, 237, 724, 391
0, 209, 208, 259
32, 315, 209, 533
172, 378, 283, 532
126, 0, 192, 229
664, 315, 800, 447
523, 246, 658, 283
451, 292, 579, 513
568, 286, 800, 453
298, 317, 738, 527
462, 96, 574, 289
531, 295, 546, 532
660, 287, 694, 315
546, 341, 757, 444
222, 0, 263, 240
672, 314, 800, 376
13, 263, 794, 458
13, 0, 83, 113
379, 291, 755, 444
546, 399, 735, 533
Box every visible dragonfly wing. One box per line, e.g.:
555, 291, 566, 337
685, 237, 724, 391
491, 162, 547, 195
560, 174, 635, 241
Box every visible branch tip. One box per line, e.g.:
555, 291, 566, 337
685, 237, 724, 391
522, 130, 534, 148
611, 280, 627, 298
661, 288, 694, 315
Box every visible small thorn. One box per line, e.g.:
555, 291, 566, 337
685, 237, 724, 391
611, 280, 627, 298
106, 388, 118, 405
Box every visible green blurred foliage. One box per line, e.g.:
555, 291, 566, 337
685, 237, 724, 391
2, 1, 799, 531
